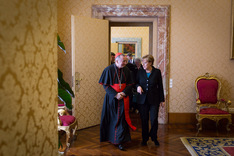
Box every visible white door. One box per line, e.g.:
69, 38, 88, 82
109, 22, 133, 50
71, 16, 109, 129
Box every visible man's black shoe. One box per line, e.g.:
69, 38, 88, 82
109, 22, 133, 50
154, 140, 160, 146
118, 144, 126, 151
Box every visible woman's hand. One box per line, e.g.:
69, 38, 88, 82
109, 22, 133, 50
137, 86, 144, 94
160, 102, 165, 107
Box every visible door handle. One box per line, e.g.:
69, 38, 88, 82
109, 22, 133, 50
75, 72, 82, 92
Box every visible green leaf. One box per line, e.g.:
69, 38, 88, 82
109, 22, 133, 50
58, 69, 74, 98
58, 88, 72, 110
57, 34, 66, 53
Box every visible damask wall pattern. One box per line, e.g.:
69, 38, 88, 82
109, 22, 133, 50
58, 0, 234, 115
0, 0, 58, 155
111, 27, 149, 57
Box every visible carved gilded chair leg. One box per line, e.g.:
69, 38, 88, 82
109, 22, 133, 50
72, 128, 77, 136
73, 121, 78, 136
199, 119, 203, 131
196, 122, 200, 130
196, 118, 201, 130
72, 122, 78, 141
196, 119, 202, 137
196, 129, 200, 137
66, 130, 71, 148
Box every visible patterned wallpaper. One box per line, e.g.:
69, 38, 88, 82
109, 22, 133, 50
111, 43, 118, 54
111, 27, 149, 57
0, 0, 58, 155
58, 0, 234, 116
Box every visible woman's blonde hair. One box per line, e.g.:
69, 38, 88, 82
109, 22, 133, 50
142, 54, 154, 65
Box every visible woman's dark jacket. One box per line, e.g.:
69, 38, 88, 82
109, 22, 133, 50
135, 66, 165, 105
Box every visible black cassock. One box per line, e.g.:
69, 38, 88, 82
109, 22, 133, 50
99, 64, 136, 144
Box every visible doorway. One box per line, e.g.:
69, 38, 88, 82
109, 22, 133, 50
92, 5, 170, 124
109, 21, 153, 59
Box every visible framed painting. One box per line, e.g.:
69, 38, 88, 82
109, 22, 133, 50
122, 43, 135, 55
111, 37, 141, 58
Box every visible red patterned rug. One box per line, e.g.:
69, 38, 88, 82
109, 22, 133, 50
221, 146, 234, 156
181, 137, 234, 156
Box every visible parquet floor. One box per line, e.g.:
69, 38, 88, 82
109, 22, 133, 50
61, 113, 234, 156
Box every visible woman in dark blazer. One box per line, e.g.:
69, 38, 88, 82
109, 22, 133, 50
136, 54, 165, 146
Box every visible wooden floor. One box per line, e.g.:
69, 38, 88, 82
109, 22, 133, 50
61, 113, 234, 156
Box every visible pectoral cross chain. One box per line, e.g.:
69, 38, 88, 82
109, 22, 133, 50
114, 65, 124, 89
119, 83, 122, 89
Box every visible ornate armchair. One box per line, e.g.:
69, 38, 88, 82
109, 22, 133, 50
58, 109, 78, 151
195, 73, 232, 136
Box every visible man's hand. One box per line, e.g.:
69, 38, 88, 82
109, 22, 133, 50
115, 93, 124, 100
137, 86, 143, 94
120, 92, 126, 97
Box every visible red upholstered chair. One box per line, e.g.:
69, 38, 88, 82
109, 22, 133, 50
195, 73, 232, 136
58, 109, 78, 150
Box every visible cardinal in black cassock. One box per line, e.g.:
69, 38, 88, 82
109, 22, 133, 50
99, 53, 136, 150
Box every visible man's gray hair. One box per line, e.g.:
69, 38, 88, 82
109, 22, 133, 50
134, 58, 141, 63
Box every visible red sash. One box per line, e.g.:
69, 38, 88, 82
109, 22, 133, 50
110, 84, 137, 131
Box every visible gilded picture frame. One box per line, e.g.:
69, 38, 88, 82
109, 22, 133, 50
111, 37, 141, 58
231, 0, 234, 59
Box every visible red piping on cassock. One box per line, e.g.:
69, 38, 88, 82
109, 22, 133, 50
111, 83, 137, 131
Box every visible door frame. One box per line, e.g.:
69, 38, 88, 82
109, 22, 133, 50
109, 21, 153, 57
92, 5, 170, 124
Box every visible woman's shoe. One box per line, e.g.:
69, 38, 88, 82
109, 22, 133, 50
154, 140, 160, 146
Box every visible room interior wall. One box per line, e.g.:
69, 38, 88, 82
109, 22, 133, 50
111, 43, 118, 54
58, 0, 234, 119
111, 27, 149, 57
0, 0, 58, 155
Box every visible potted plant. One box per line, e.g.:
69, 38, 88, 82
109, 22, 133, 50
57, 34, 74, 110
57, 34, 75, 150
